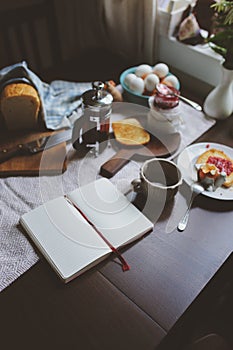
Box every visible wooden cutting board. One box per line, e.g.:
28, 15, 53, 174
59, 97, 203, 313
0, 130, 67, 176
100, 131, 181, 178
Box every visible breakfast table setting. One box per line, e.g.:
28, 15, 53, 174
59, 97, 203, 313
1, 60, 233, 349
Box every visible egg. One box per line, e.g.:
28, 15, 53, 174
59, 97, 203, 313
162, 75, 180, 90
129, 76, 145, 94
144, 73, 160, 92
124, 73, 136, 88
153, 63, 169, 78
135, 64, 152, 78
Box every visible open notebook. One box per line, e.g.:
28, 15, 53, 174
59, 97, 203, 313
20, 178, 153, 283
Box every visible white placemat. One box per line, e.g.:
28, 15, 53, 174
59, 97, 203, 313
168, 101, 216, 160
0, 103, 215, 292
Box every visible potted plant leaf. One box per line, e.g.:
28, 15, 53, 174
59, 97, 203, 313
203, 0, 233, 119
207, 0, 233, 69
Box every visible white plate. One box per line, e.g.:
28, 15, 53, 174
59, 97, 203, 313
177, 142, 233, 200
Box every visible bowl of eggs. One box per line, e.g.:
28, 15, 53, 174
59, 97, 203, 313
120, 63, 180, 106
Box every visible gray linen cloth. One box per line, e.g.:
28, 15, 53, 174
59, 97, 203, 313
0, 61, 91, 129
0, 100, 215, 292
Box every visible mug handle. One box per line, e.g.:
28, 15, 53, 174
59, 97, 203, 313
72, 115, 85, 149
131, 178, 143, 193
123, 179, 142, 196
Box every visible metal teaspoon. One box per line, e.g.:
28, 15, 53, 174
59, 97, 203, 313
156, 83, 202, 111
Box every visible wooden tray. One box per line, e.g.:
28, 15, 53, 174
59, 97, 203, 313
0, 130, 67, 176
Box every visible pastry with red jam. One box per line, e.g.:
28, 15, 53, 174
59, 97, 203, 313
195, 148, 233, 190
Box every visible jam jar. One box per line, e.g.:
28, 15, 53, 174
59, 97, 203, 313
154, 86, 180, 109
147, 87, 183, 134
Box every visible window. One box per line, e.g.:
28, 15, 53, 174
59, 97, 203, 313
158, 0, 223, 98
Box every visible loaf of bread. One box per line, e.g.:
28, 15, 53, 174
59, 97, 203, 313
196, 148, 233, 188
112, 118, 150, 145
0, 83, 41, 130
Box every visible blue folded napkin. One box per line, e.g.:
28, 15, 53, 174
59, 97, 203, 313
0, 61, 92, 129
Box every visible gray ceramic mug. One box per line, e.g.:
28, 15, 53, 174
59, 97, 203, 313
132, 158, 182, 203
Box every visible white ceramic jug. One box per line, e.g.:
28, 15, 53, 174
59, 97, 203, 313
203, 65, 233, 120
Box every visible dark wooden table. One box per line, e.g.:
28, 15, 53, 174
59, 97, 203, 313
1, 114, 233, 350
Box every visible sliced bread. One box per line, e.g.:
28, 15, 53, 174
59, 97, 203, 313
112, 118, 150, 146
196, 148, 233, 187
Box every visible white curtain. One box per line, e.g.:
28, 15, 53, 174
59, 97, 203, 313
99, 0, 159, 64
56, 0, 159, 65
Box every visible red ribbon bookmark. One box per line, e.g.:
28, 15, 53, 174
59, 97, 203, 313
64, 195, 130, 272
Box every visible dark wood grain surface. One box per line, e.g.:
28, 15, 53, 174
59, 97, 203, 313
1, 114, 233, 350
0, 262, 165, 350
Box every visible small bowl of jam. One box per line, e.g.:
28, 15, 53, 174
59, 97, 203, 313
154, 85, 180, 109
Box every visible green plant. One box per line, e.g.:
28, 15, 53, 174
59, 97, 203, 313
207, 0, 233, 69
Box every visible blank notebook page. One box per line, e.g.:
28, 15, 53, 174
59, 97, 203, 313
67, 178, 153, 248
21, 196, 110, 280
